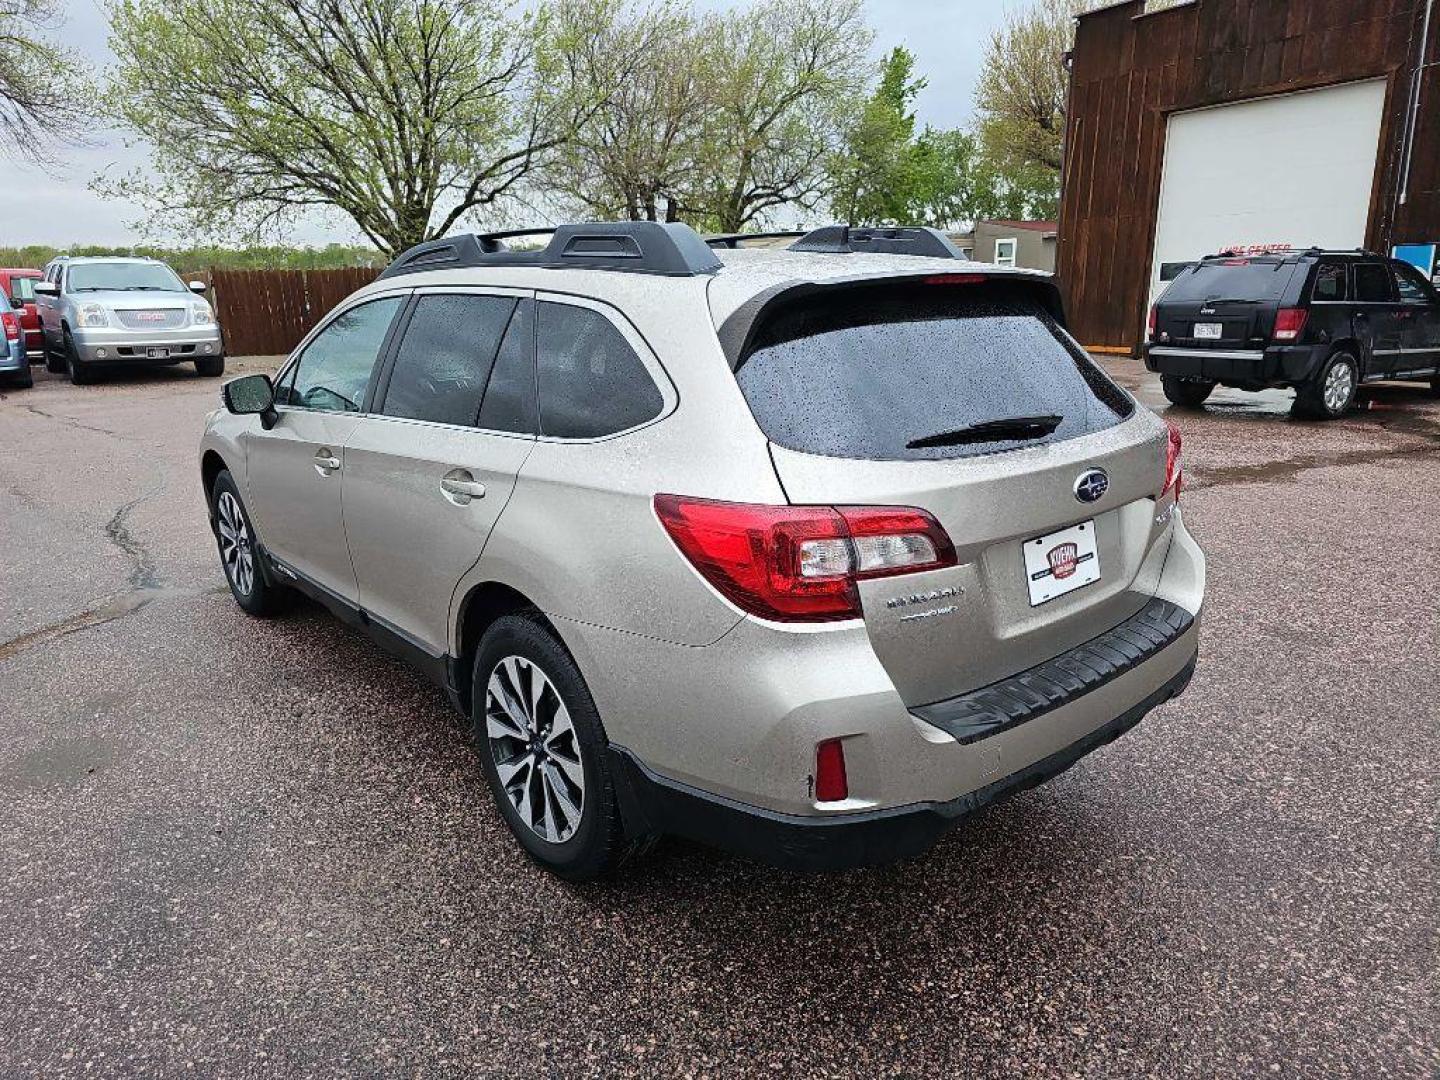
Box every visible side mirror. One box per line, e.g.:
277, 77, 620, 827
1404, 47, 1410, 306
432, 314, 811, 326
188, 280, 207, 294
10, 295, 23, 309
222, 373, 278, 430
33, 281, 58, 297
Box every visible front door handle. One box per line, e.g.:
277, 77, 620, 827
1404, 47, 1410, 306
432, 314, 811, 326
314, 448, 341, 476
440, 469, 487, 505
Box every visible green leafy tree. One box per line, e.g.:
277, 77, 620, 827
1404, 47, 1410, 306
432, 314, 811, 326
100, 0, 641, 254
828, 47, 981, 228
0, 0, 90, 161
972, 0, 1085, 219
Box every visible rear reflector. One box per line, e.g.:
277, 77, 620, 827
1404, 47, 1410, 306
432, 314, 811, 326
653, 496, 957, 622
1162, 420, 1183, 502
815, 739, 848, 802
1273, 307, 1309, 342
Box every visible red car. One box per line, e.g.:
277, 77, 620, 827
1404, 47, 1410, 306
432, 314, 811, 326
0, 269, 44, 361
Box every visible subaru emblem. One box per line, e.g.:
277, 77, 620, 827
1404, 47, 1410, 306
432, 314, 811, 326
1074, 468, 1109, 504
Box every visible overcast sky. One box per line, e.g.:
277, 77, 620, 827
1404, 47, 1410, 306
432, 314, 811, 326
0, 0, 1014, 248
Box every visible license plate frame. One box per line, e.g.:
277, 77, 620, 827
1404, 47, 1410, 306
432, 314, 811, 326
1023, 520, 1101, 607
145, 347, 171, 359
1193, 322, 1223, 340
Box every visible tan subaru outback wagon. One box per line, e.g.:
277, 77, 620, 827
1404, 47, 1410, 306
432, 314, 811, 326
200, 223, 1205, 879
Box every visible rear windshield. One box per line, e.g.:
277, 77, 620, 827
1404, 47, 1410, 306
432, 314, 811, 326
1161, 259, 1298, 303
734, 281, 1133, 462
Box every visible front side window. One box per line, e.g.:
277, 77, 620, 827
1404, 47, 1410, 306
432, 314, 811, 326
380, 294, 517, 426
1311, 261, 1348, 302
1392, 263, 1434, 304
66, 261, 187, 293
536, 302, 664, 439
279, 296, 404, 412
1353, 262, 1395, 304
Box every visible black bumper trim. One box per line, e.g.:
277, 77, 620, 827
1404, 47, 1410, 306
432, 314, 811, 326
609, 652, 1197, 872
911, 597, 1195, 745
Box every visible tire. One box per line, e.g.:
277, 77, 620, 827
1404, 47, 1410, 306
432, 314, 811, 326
472, 613, 634, 881
1161, 374, 1215, 408
64, 328, 97, 385
195, 355, 225, 377
1293, 350, 1358, 420
45, 336, 65, 374
8, 364, 33, 389
210, 470, 289, 616
1429, 376, 1440, 399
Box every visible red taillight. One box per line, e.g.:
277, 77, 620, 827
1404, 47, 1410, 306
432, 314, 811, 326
1147, 304, 1158, 339
922, 274, 987, 286
1, 312, 18, 342
1273, 307, 1309, 342
815, 739, 849, 802
653, 495, 957, 623
1162, 420, 1183, 502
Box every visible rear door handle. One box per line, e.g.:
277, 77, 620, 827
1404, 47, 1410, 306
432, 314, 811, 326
314, 448, 341, 475
440, 469, 486, 504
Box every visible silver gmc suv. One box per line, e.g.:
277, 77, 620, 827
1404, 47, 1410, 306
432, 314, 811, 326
199, 223, 1206, 880
35, 256, 224, 384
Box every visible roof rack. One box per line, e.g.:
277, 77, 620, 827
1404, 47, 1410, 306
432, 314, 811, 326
788, 226, 966, 260
376, 222, 724, 280
705, 231, 808, 249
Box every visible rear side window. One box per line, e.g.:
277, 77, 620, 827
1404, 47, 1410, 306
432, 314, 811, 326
381, 294, 516, 426
1393, 262, 1434, 303
8, 276, 36, 302
1311, 261, 1348, 302
734, 282, 1133, 462
477, 300, 538, 434
1161, 259, 1297, 303
1354, 263, 1395, 303
536, 302, 664, 439
279, 296, 403, 412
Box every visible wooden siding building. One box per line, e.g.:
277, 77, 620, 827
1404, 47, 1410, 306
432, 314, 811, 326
1058, 0, 1440, 351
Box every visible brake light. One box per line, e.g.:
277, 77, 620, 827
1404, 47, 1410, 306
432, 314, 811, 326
922, 274, 987, 286
653, 496, 957, 623
1162, 420, 1183, 502
1, 311, 18, 342
815, 739, 849, 802
1273, 307, 1309, 342
1147, 304, 1157, 339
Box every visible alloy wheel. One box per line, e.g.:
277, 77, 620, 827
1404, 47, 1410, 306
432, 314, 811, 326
485, 655, 586, 844
216, 490, 255, 596
1323, 360, 1355, 414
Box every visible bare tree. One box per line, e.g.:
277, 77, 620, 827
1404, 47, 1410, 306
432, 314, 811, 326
0, 0, 89, 162
101, 0, 647, 253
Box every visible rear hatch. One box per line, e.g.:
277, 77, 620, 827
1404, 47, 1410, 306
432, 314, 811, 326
1154, 257, 1301, 349
729, 275, 1173, 706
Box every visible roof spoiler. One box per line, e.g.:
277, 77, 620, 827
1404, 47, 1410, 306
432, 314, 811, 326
377, 222, 724, 280
787, 226, 967, 260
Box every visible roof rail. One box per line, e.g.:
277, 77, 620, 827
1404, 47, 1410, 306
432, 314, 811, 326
705, 231, 808, 249
376, 222, 724, 280
788, 226, 966, 260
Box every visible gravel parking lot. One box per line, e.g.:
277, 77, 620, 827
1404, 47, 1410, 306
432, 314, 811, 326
1, 359, 1436, 1078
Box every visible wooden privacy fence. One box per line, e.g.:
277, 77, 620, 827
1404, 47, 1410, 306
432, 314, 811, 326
211, 267, 381, 357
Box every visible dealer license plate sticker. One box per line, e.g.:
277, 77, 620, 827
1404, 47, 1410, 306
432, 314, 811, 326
1194, 322, 1223, 339
1024, 520, 1101, 606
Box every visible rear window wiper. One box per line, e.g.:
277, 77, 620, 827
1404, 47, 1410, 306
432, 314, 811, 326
906, 415, 1063, 450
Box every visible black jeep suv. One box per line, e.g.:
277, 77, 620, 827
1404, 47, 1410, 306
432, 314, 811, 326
1144, 250, 1440, 419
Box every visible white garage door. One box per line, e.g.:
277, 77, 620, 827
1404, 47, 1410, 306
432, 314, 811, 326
1150, 79, 1388, 307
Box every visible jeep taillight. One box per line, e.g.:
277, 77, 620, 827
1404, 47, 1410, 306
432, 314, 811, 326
1273, 307, 1309, 342
1147, 304, 1157, 340
1162, 420, 1183, 502
1, 311, 17, 342
653, 496, 957, 623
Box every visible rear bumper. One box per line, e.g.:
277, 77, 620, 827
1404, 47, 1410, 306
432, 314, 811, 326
612, 653, 1197, 871
1144, 344, 1323, 386
1, 340, 25, 372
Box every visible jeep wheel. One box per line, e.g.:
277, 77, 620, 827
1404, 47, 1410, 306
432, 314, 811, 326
1293, 350, 1357, 420
472, 613, 638, 881
64, 329, 98, 386
1161, 374, 1215, 409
